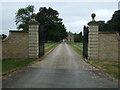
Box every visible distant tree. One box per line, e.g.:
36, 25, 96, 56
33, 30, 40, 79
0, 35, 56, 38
74, 32, 83, 42
15, 5, 34, 31
99, 10, 120, 33
107, 10, 120, 32
0, 34, 7, 40
98, 21, 107, 31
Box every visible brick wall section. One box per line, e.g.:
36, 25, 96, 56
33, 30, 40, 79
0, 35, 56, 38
2, 31, 29, 59
98, 32, 119, 61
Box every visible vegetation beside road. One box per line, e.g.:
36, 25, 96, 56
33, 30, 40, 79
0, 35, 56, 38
86, 60, 120, 80
67, 42, 83, 56
67, 42, 119, 81
2, 59, 36, 74
45, 42, 59, 55
2, 42, 59, 74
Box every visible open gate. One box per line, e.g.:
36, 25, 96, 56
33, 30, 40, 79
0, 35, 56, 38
39, 25, 45, 58
83, 26, 89, 59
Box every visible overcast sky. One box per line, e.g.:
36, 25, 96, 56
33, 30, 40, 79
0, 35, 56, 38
1, 1, 119, 35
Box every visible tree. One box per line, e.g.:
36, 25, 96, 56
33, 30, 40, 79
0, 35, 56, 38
107, 10, 120, 32
15, 6, 67, 42
15, 5, 34, 31
36, 7, 67, 42
74, 32, 83, 42
98, 21, 107, 31
99, 10, 120, 33
0, 34, 7, 40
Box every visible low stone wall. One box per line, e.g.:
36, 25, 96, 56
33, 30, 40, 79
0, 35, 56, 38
98, 32, 119, 61
117, 33, 120, 61
2, 31, 29, 59
87, 14, 120, 61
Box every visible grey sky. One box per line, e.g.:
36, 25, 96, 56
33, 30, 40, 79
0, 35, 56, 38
1, 1, 119, 35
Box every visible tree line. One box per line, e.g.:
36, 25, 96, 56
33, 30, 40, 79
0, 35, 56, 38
1, 7, 119, 41
74, 32, 83, 42
98, 10, 120, 33
15, 5, 67, 42
74, 10, 120, 42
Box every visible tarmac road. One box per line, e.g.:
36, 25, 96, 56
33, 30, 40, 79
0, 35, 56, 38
2, 42, 118, 88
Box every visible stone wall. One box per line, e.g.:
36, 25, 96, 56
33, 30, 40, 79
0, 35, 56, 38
117, 33, 120, 61
86, 13, 120, 61
88, 24, 99, 60
28, 20, 40, 58
98, 32, 119, 61
2, 31, 29, 59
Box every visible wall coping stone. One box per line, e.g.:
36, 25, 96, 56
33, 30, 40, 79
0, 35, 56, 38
99, 31, 118, 34
87, 21, 99, 25
29, 20, 40, 25
2, 30, 28, 42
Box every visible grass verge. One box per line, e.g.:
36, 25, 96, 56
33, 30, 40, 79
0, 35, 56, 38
45, 42, 59, 55
2, 42, 59, 74
86, 60, 120, 80
67, 42, 119, 81
67, 42, 83, 55
2, 59, 36, 74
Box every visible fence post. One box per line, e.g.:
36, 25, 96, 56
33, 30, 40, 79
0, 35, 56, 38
87, 13, 99, 60
28, 17, 40, 58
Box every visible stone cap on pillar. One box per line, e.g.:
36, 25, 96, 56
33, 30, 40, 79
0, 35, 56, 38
87, 13, 99, 25
29, 13, 40, 25
29, 20, 40, 25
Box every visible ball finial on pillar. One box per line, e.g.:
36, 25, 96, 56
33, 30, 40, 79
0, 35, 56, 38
91, 13, 96, 21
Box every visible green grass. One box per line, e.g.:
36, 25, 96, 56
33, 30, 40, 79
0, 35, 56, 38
2, 42, 59, 74
67, 42, 119, 81
2, 59, 36, 74
67, 42, 83, 55
45, 42, 59, 55
87, 60, 120, 80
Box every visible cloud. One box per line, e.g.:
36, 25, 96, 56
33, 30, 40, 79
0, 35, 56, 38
96, 10, 110, 16
94, 9, 116, 21
1, 2, 118, 35
96, 10, 111, 18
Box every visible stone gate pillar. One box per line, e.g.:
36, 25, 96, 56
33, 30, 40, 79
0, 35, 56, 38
87, 13, 99, 60
29, 17, 40, 58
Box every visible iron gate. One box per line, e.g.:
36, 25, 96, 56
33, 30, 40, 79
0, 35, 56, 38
83, 26, 89, 59
39, 25, 45, 58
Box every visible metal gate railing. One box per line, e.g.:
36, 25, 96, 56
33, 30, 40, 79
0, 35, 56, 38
39, 25, 45, 58
83, 26, 89, 59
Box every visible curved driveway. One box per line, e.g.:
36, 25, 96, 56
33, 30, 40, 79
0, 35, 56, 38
3, 42, 118, 88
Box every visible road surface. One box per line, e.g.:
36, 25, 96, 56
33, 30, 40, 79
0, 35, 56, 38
2, 43, 118, 88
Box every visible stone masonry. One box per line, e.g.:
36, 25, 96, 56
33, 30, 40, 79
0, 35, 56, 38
87, 14, 99, 60
2, 18, 41, 59
29, 19, 40, 58
87, 13, 120, 61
